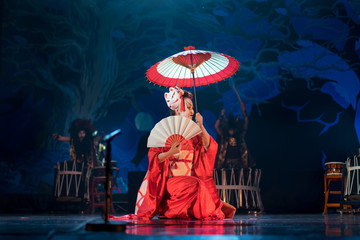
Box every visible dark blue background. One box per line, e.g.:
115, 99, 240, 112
1, 0, 360, 213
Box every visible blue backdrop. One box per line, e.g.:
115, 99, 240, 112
1, 0, 360, 213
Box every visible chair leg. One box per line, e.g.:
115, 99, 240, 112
324, 175, 329, 214
87, 177, 116, 214
91, 182, 96, 214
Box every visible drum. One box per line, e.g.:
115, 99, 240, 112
324, 162, 344, 175
54, 160, 86, 200
213, 168, 263, 211
92, 161, 118, 176
345, 156, 360, 197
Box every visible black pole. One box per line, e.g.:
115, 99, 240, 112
104, 139, 112, 223
85, 129, 124, 232
190, 54, 198, 114
191, 72, 198, 114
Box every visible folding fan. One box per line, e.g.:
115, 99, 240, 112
147, 116, 202, 148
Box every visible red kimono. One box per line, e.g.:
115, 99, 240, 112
134, 134, 231, 220
110, 134, 235, 221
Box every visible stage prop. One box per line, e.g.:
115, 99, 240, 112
86, 129, 126, 232
338, 156, 360, 213
147, 116, 202, 148
54, 160, 87, 202
87, 166, 117, 214
323, 161, 345, 214
146, 46, 240, 113
213, 168, 263, 212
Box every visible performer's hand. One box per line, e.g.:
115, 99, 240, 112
158, 141, 181, 163
195, 113, 203, 128
221, 109, 226, 116
169, 141, 181, 155
52, 133, 59, 140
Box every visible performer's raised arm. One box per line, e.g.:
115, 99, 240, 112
52, 133, 70, 142
195, 112, 210, 151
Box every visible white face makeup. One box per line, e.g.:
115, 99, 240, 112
176, 98, 194, 120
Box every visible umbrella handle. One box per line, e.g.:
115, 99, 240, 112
190, 53, 198, 114
192, 72, 198, 114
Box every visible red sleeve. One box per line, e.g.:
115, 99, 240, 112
192, 135, 222, 210
193, 135, 218, 179
136, 147, 169, 219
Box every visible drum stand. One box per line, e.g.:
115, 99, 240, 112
86, 129, 126, 232
323, 173, 343, 214
213, 168, 264, 212
338, 157, 360, 214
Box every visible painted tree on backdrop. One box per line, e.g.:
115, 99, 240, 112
208, 0, 360, 148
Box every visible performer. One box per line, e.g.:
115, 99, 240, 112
215, 98, 255, 169
112, 87, 235, 220
53, 118, 99, 200
53, 119, 99, 167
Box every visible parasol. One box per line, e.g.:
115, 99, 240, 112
146, 46, 240, 113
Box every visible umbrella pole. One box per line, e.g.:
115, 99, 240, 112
190, 53, 198, 114
191, 72, 198, 114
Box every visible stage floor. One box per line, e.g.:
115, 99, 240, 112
0, 213, 359, 239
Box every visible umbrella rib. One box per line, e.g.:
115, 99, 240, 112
204, 54, 231, 82
161, 60, 179, 86
193, 52, 209, 68
193, 53, 213, 85
196, 62, 210, 86
200, 61, 217, 85
155, 60, 173, 86
179, 64, 188, 87
150, 67, 163, 86
161, 60, 178, 77
193, 53, 201, 67
172, 62, 184, 85
205, 56, 226, 81
210, 54, 235, 74
168, 62, 182, 86
215, 54, 238, 74
192, 52, 234, 86
169, 59, 188, 86
160, 59, 183, 86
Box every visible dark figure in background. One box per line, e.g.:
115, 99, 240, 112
215, 102, 254, 169
53, 119, 99, 168
53, 119, 99, 200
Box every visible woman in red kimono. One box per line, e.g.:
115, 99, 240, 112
130, 87, 236, 220
111, 87, 235, 221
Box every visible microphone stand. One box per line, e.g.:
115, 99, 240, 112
86, 129, 126, 232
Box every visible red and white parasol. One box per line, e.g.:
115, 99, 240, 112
146, 46, 240, 113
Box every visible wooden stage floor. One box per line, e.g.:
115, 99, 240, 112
0, 213, 359, 239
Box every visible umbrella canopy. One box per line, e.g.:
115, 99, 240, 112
146, 46, 240, 112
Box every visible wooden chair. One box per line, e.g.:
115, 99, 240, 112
323, 162, 345, 214
87, 167, 115, 214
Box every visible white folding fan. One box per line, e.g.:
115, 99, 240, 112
147, 116, 202, 147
